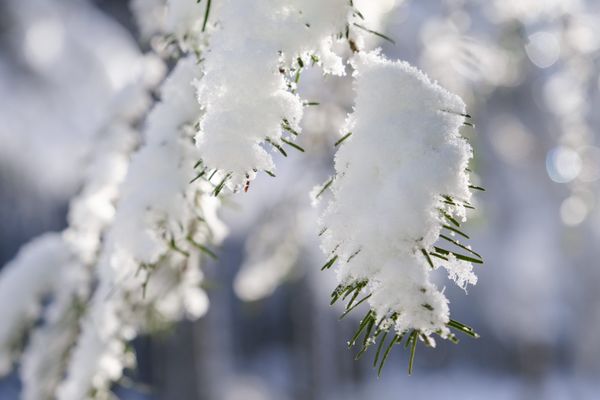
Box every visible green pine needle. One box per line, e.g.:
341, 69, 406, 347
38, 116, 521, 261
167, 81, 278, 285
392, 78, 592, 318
334, 132, 353, 147
189, 170, 206, 184
265, 138, 288, 157
168, 238, 190, 258
421, 249, 435, 268
446, 333, 460, 344
353, 9, 365, 20
373, 330, 389, 368
433, 246, 483, 264
441, 211, 461, 227
378, 334, 400, 377
330, 284, 350, 305
352, 23, 395, 44
202, 0, 211, 32
429, 251, 449, 261
321, 255, 338, 271
439, 234, 482, 259
355, 317, 376, 360
440, 109, 472, 119
281, 138, 305, 152
340, 294, 372, 319
212, 173, 231, 197
442, 224, 470, 239
315, 177, 334, 198
282, 120, 300, 136
347, 248, 361, 263
208, 169, 218, 181
187, 237, 218, 260
448, 319, 480, 338
408, 331, 418, 375
346, 285, 364, 309
349, 311, 374, 347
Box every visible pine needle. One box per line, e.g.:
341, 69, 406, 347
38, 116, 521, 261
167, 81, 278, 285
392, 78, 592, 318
442, 225, 470, 239
265, 138, 288, 157
408, 331, 418, 375
429, 251, 449, 261
315, 177, 334, 198
212, 173, 231, 197
202, 0, 212, 32
441, 211, 461, 227
433, 246, 483, 264
421, 249, 435, 268
352, 23, 395, 44
440, 109, 472, 119
334, 132, 353, 147
378, 334, 400, 377
282, 120, 300, 136
340, 294, 372, 319
281, 138, 305, 152
187, 237, 218, 260
349, 311, 374, 347
448, 319, 480, 338
189, 170, 206, 184
439, 234, 482, 258
373, 330, 389, 368
321, 255, 338, 271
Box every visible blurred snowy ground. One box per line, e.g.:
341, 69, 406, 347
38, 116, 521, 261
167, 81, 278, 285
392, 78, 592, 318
1, 0, 600, 399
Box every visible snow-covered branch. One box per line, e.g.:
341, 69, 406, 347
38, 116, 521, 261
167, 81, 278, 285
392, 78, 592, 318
195, 0, 349, 191
57, 56, 225, 400
317, 51, 480, 372
0, 234, 71, 376
0, 0, 487, 393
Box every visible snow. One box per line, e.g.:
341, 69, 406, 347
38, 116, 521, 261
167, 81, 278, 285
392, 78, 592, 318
57, 57, 225, 400
0, 233, 71, 376
0, 1, 491, 395
318, 51, 475, 338
130, 0, 166, 39
165, 0, 205, 40
195, 0, 350, 190
19, 83, 150, 400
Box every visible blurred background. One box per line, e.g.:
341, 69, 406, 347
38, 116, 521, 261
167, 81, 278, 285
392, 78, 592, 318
1, 0, 600, 399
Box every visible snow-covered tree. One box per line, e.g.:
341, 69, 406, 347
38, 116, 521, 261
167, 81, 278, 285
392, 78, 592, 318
0, 0, 483, 397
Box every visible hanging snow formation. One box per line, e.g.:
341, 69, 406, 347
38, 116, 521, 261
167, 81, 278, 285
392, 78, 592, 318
195, 0, 349, 190
318, 51, 478, 342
